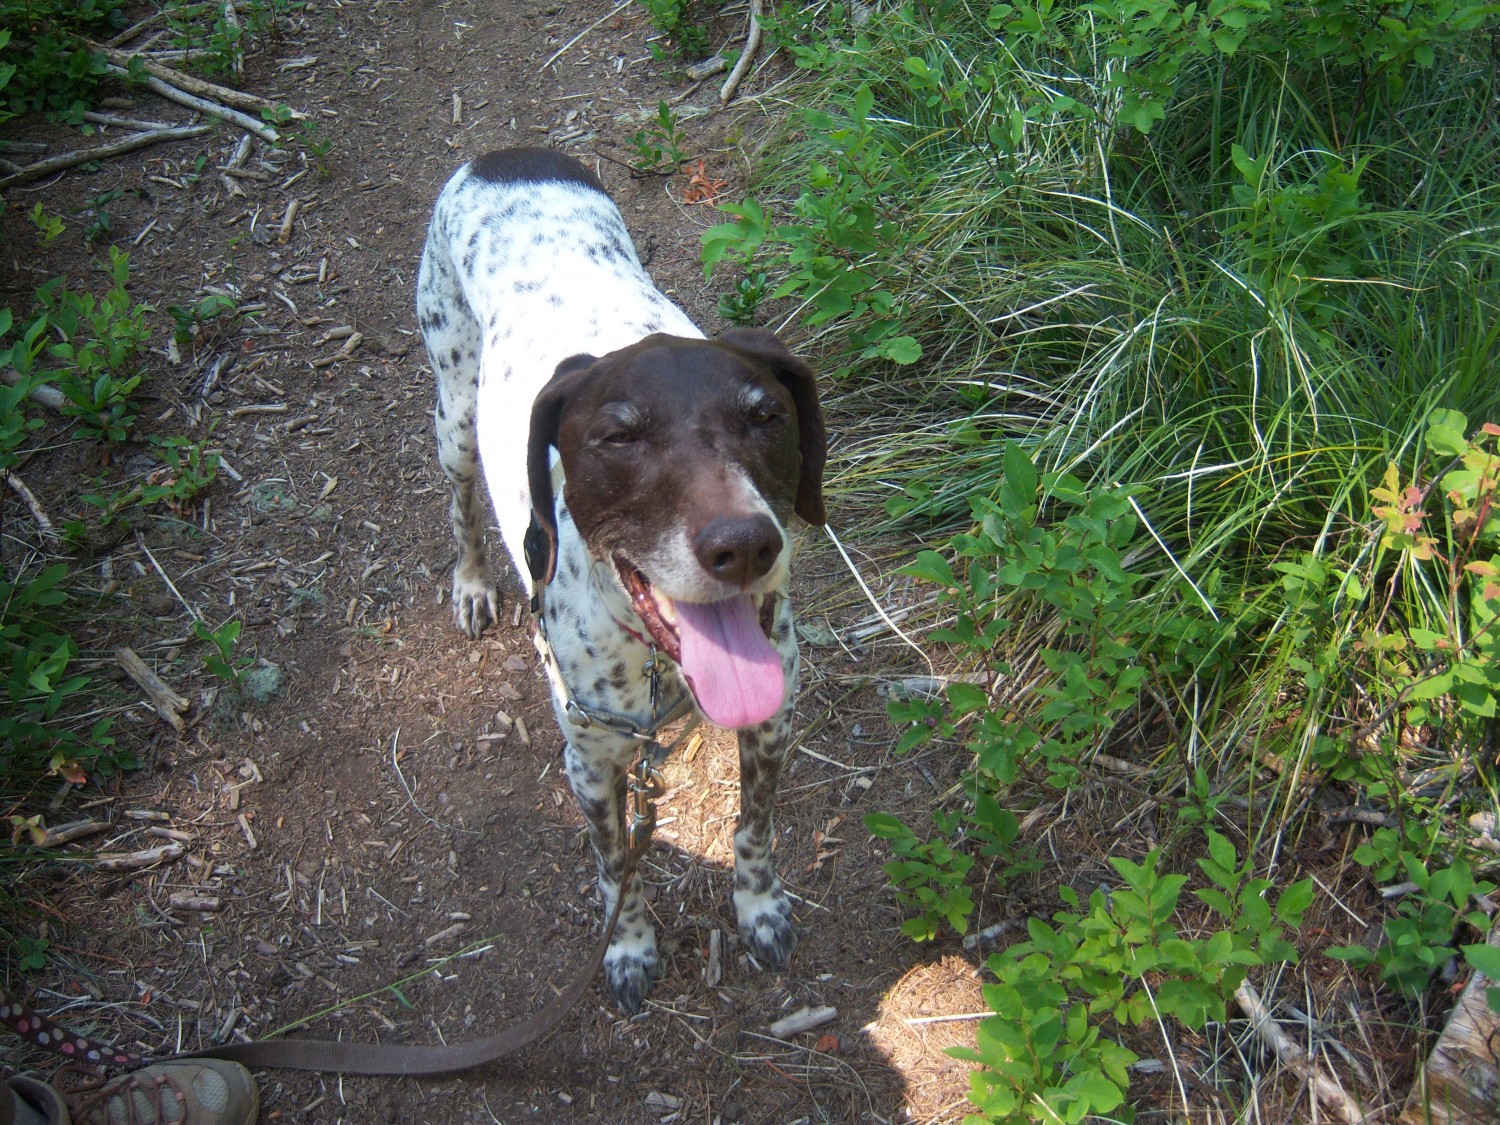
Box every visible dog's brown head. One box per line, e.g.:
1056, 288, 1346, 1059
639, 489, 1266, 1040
527, 329, 825, 728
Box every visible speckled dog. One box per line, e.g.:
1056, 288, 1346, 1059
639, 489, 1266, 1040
416, 148, 826, 1012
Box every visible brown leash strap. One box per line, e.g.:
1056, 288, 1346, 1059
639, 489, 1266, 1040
3, 830, 651, 1077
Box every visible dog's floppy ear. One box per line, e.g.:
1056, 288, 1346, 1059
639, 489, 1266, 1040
526, 353, 598, 588
718, 328, 827, 526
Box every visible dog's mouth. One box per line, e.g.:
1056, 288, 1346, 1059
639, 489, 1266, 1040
617, 559, 785, 729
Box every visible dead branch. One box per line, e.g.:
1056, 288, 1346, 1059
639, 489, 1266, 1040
83, 110, 179, 131
0, 124, 213, 190
768, 1005, 838, 1038
3, 470, 60, 547
720, 0, 765, 104
98, 63, 278, 142
0, 370, 67, 413
116, 646, 190, 733
82, 842, 186, 872
93, 44, 304, 119
1235, 981, 1370, 1123
1400, 922, 1500, 1124
36, 820, 110, 848
539, 0, 633, 72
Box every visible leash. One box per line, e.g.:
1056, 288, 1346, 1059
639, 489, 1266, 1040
1, 783, 657, 1076
3, 516, 696, 1076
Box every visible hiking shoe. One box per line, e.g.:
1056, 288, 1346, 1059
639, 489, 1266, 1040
59, 1061, 259, 1125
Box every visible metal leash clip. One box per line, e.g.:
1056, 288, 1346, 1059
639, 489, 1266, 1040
628, 752, 666, 851
642, 645, 664, 716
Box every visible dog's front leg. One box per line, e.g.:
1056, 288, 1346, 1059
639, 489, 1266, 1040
733, 713, 798, 970
563, 731, 659, 1014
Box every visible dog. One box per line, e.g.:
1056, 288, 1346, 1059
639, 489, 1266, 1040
416, 148, 826, 1012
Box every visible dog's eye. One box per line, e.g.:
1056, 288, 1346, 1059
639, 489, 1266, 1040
747, 403, 780, 426
600, 429, 637, 446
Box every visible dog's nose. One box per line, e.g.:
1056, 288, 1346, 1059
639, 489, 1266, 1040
694, 515, 783, 586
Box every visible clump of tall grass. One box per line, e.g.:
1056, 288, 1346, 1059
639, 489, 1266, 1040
725, 2, 1500, 794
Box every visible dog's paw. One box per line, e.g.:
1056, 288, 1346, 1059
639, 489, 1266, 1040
451, 568, 498, 638
604, 943, 660, 1015
735, 887, 797, 969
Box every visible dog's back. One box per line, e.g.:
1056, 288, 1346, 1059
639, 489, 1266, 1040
416, 149, 698, 611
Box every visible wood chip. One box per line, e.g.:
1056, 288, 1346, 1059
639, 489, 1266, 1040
704, 928, 722, 988
147, 826, 197, 843
278, 199, 301, 245
228, 402, 288, 418
168, 892, 222, 912
424, 922, 466, 946
768, 1005, 838, 1038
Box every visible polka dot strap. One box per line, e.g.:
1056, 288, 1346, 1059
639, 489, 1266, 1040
0, 985, 145, 1069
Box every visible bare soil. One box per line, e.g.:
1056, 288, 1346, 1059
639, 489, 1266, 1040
0, 1, 1429, 1122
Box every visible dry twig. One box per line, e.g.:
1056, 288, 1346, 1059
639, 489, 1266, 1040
1235, 981, 1369, 1123
83, 842, 187, 872
93, 45, 303, 118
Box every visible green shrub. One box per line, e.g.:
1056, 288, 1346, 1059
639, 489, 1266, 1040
959, 831, 1311, 1123
0, 0, 124, 122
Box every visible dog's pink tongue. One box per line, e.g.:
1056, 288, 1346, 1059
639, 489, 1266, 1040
675, 595, 785, 728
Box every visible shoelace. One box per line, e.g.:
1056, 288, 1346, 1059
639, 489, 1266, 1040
57, 1064, 188, 1125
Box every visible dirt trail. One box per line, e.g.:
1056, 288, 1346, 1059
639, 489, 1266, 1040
1, 1, 999, 1121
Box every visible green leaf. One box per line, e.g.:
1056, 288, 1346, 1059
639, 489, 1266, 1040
878, 335, 923, 364
899, 550, 956, 587
1205, 829, 1237, 875
865, 812, 910, 840
947, 681, 990, 716
1426, 407, 1470, 457
1276, 879, 1315, 926
998, 443, 1038, 520
1463, 942, 1500, 978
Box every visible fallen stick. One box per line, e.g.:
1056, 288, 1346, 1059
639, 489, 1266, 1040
0, 124, 212, 190
539, 0, 633, 72
36, 820, 110, 848
93, 44, 303, 119
83, 842, 186, 872
686, 56, 728, 82
83, 110, 178, 131
768, 1005, 837, 1038
99, 63, 278, 143
1235, 981, 1368, 1123
3, 470, 59, 547
167, 892, 222, 912
0, 370, 67, 413
720, 0, 764, 104
116, 646, 190, 733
